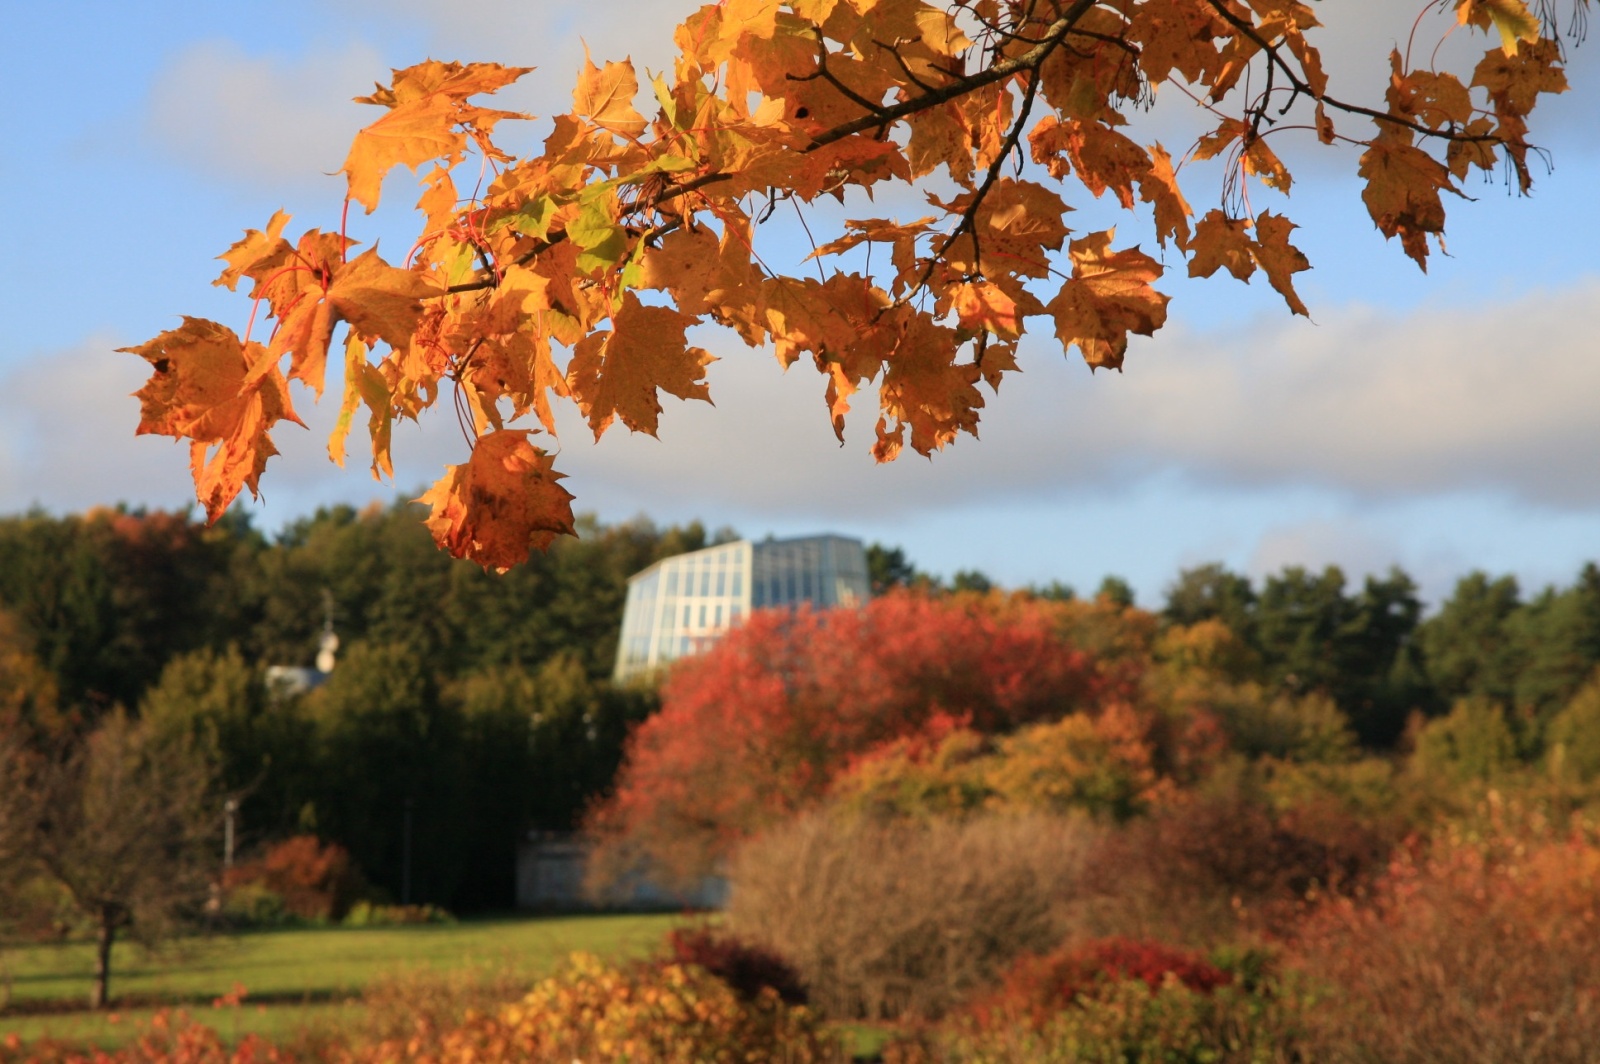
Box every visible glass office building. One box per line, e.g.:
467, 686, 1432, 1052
613, 534, 870, 682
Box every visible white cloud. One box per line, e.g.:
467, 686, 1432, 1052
543, 275, 1600, 521
145, 40, 387, 184
0, 339, 198, 515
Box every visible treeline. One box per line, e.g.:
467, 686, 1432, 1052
2, 503, 1599, 910
0, 503, 723, 910
879, 554, 1600, 749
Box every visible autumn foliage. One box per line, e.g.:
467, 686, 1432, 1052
130, 1, 1580, 567
587, 590, 1117, 880
968, 938, 1232, 1032
223, 836, 363, 922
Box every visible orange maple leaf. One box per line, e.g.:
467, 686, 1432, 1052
123, 318, 303, 522
1358, 127, 1462, 271
418, 430, 576, 572
567, 292, 715, 438
327, 248, 444, 351
1047, 230, 1169, 371
876, 313, 983, 459
344, 61, 531, 213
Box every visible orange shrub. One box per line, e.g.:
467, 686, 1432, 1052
224, 835, 362, 921
1293, 810, 1600, 1062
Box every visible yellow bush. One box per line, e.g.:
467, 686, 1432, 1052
373, 952, 829, 1063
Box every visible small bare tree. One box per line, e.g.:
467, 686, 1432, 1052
31, 710, 217, 1009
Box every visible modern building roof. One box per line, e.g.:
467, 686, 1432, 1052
613, 534, 870, 682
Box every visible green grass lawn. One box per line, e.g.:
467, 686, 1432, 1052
1, 913, 682, 1048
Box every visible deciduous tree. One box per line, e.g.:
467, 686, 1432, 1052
29, 711, 218, 1009
127, 0, 1586, 567
588, 589, 1115, 882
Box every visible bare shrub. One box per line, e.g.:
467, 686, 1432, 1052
1079, 781, 1397, 945
726, 811, 1093, 1020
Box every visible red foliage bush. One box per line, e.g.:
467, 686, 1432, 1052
665, 926, 809, 1006
589, 590, 1127, 882
224, 835, 363, 921
972, 937, 1232, 1031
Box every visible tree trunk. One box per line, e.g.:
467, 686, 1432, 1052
90, 908, 115, 1010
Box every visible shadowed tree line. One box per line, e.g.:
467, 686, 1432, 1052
0, 504, 715, 912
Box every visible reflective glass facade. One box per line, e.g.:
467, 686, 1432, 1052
613, 534, 870, 681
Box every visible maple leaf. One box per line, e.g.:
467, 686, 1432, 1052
344, 61, 532, 213
1251, 212, 1312, 318
1387, 54, 1474, 130
1187, 210, 1256, 282
123, 318, 303, 521
214, 210, 293, 292
1358, 127, 1462, 271
876, 313, 982, 458
1472, 38, 1569, 115
1188, 210, 1311, 315
950, 281, 1023, 340
567, 292, 714, 438
1139, 144, 1193, 250
1028, 116, 1150, 209
328, 333, 395, 479
417, 429, 576, 572
1456, 0, 1542, 55
1046, 230, 1169, 371
573, 53, 648, 138
327, 248, 444, 351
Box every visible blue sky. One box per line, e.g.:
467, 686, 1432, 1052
1, 1, 1596, 607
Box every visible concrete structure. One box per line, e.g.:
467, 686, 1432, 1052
612, 534, 870, 682
514, 832, 726, 911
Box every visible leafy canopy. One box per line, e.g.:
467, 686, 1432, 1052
130, 0, 1581, 568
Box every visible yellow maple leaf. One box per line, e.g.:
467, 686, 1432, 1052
1456, 0, 1542, 56
573, 53, 648, 138
417, 430, 576, 572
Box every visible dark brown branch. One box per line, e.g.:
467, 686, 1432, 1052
791, 32, 896, 120
922, 63, 1046, 290
810, 0, 1101, 149
1202, 0, 1507, 146
448, 0, 1101, 296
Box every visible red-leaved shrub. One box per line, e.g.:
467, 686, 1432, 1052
224, 835, 363, 921
971, 938, 1232, 1031
666, 926, 808, 1005
589, 590, 1129, 884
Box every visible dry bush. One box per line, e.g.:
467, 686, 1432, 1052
1079, 782, 1397, 944
726, 811, 1093, 1020
1292, 811, 1600, 1063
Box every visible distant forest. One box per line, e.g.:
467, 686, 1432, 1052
1, 502, 1597, 910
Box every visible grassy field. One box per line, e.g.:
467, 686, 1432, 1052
0, 913, 682, 1048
